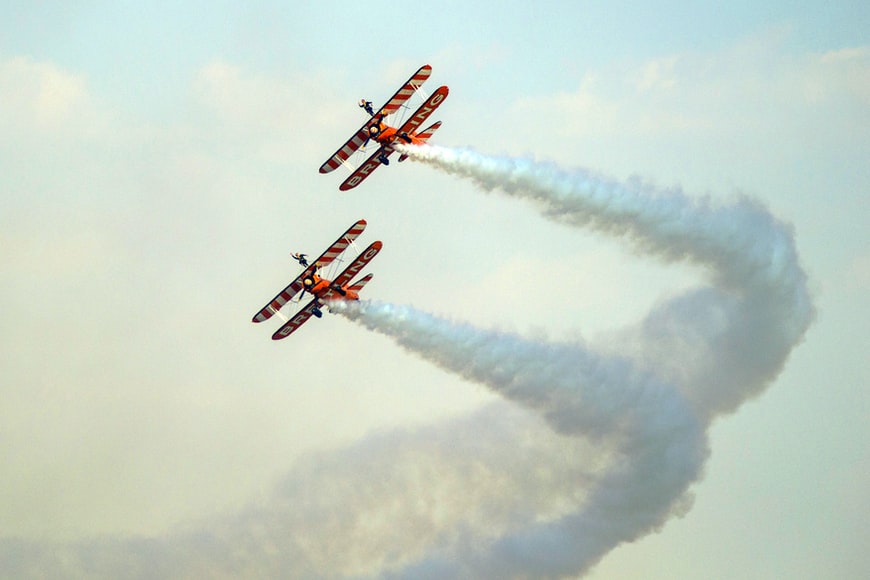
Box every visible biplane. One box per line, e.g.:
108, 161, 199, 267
319, 64, 449, 191
252, 219, 382, 339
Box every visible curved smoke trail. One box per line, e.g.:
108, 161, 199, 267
329, 144, 815, 578
331, 300, 707, 579
0, 145, 813, 578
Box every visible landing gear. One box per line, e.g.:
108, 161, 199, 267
312, 306, 323, 318
399, 132, 413, 143
378, 153, 390, 165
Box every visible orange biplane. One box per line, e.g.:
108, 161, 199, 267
319, 64, 449, 191
252, 219, 382, 339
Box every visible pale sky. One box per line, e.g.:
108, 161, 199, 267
1, 1, 868, 578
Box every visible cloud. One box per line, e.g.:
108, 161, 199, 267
0, 57, 115, 146
0, 57, 85, 127
507, 33, 870, 153
191, 61, 360, 165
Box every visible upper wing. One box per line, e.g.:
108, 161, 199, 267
319, 65, 432, 175
271, 298, 320, 340
397, 85, 449, 138
339, 147, 391, 191
252, 219, 368, 323
375, 64, 432, 118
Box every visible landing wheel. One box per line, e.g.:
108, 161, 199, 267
312, 307, 323, 318
400, 132, 412, 144
379, 154, 390, 165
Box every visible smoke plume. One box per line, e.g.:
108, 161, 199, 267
0, 145, 814, 579
329, 143, 814, 577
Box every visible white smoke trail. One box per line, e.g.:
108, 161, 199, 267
0, 145, 814, 579
329, 143, 814, 577
331, 300, 707, 578
397, 144, 815, 419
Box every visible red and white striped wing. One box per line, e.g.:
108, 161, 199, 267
319, 65, 432, 174
252, 220, 367, 323
316, 219, 367, 265
319, 127, 369, 174
376, 64, 432, 118
339, 147, 390, 191
397, 85, 449, 138
331, 241, 382, 288
271, 298, 320, 340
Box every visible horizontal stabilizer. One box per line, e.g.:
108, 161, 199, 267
347, 273, 374, 293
